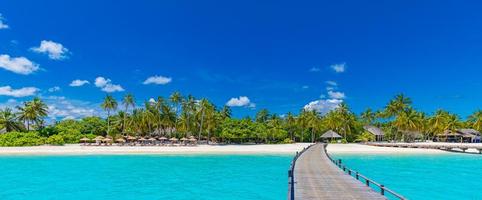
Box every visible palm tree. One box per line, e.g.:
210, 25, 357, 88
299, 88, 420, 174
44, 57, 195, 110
122, 94, 135, 134
220, 106, 231, 119
197, 98, 210, 140
169, 91, 182, 113
101, 95, 118, 135
468, 110, 482, 131
30, 97, 48, 129
16, 102, 35, 131
360, 108, 376, 125
383, 94, 412, 118
0, 108, 22, 132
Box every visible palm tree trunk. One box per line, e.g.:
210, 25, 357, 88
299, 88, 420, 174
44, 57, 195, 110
107, 110, 111, 136
199, 109, 204, 141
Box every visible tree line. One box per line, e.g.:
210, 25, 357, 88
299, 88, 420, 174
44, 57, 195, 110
0, 93, 481, 146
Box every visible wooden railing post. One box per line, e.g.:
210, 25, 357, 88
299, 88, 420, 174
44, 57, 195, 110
380, 185, 385, 195
366, 180, 370, 186
355, 172, 359, 180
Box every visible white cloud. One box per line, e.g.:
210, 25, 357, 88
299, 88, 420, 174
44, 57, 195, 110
0, 86, 39, 97
95, 77, 124, 93
328, 90, 345, 99
0, 54, 40, 75
48, 86, 61, 92
309, 67, 320, 72
326, 81, 337, 86
0, 14, 9, 29
143, 75, 172, 85
69, 79, 90, 87
330, 63, 346, 73
226, 96, 255, 108
303, 99, 342, 115
43, 96, 98, 120
148, 98, 156, 103
30, 40, 70, 60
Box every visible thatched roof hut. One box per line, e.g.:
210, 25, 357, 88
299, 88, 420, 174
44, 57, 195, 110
320, 130, 342, 141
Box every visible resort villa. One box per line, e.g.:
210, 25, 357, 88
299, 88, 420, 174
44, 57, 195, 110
363, 125, 385, 142
435, 129, 481, 143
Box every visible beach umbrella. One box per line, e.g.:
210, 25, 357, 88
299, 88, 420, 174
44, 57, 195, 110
103, 138, 113, 142
159, 136, 168, 140
138, 137, 147, 141
94, 136, 105, 141
148, 138, 157, 142
170, 137, 178, 141
80, 137, 90, 142
115, 138, 126, 143
127, 136, 137, 140
180, 137, 188, 141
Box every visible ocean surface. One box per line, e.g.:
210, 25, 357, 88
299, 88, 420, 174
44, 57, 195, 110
0, 154, 292, 200
331, 153, 482, 200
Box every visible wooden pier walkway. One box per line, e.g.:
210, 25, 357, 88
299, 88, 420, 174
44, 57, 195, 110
292, 144, 387, 200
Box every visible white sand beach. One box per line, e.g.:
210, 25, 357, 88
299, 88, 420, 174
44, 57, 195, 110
0, 143, 313, 156
327, 143, 449, 154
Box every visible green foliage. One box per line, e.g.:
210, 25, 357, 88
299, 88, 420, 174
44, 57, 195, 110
47, 134, 65, 145
0, 132, 46, 147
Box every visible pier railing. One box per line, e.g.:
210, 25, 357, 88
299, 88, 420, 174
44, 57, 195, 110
287, 144, 314, 200
323, 144, 407, 200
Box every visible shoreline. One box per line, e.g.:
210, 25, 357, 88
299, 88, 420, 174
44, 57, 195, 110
326, 143, 450, 155
0, 143, 313, 156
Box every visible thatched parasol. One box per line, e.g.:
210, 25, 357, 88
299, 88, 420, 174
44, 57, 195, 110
169, 137, 178, 141
127, 136, 137, 140
180, 137, 188, 141
80, 137, 90, 142
138, 137, 147, 141
148, 138, 157, 141
116, 138, 126, 143
94, 136, 105, 141
102, 138, 113, 142
188, 138, 197, 142
159, 136, 167, 140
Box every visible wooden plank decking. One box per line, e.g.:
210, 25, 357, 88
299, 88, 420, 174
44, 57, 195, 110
293, 144, 386, 200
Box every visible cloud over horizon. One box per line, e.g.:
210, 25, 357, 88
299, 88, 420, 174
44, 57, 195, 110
31, 40, 70, 60
0, 54, 39, 75
0, 14, 9, 29
69, 79, 90, 87
0, 86, 39, 97
143, 75, 172, 85
226, 96, 256, 108
95, 77, 124, 93
330, 63, 346, 73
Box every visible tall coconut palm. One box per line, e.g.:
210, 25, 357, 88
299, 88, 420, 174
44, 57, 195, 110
30, 97, 48, 129
16, 102, 36, 131
468, 110, 482, 131
169, 91, 182, 113
383, 94, 412, 118
197, 98, 210, 140
220, 106, 231, 119
0, 108, 22, 132
360, 108, 376, 125
122, 94, 135, 134
101, 95, 118, 135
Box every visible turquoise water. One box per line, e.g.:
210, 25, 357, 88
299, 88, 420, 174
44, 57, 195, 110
332, 153, 482, 200
0, 155, 291, 200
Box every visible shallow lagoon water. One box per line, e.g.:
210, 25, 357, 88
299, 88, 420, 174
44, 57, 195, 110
332, 153, 482, 200
0, 155, 291, 200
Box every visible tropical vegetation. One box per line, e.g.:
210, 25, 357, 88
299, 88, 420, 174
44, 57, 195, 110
0, 93, 481, 146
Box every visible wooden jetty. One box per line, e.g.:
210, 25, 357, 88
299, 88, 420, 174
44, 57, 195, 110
369, 142, 482, 153
288, 143, 405, 200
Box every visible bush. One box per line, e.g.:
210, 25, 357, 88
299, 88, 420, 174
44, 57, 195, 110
47, 135, 65, 145
0, 132, 46, 147
281, 138, 294, 144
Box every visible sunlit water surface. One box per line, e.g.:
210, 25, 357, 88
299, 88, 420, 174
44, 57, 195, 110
331, 153, 482, 200
0, 155, 292, 200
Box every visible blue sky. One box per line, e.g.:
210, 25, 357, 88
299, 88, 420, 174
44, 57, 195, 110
0, 0, 481, 119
